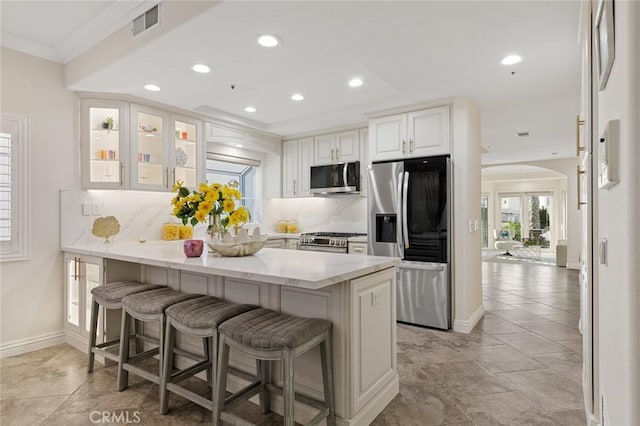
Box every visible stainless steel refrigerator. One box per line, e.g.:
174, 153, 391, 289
368, 155, 451, 329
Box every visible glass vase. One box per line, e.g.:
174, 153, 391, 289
208, 214, 222, 239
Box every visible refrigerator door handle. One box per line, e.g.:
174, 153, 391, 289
402, 171, 409, 249
396, 172, 404, 256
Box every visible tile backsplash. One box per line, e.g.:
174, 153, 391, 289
61, 190, 368, 246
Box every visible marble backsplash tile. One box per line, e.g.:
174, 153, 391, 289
60, 190, 368, 247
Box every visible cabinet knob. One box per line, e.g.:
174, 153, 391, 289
402, 139, 406, 154
335, 148, 340, 160
331, 149, 335, 161
409, 138, 414, 153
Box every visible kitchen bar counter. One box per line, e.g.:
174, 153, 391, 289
61, 241, 396, 290
62, 241, 399, 426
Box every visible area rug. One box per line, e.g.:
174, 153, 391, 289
482, 250, 557, 266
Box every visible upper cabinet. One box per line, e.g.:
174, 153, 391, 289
369, 105, 450, 162
81, 100, 129, 189
131, 105, 168, 190
314, 129, 359, 165
282, 137, 313, 198
81, 99, 203, 191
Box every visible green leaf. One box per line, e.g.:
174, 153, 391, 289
179, 187, 190, 197
182, 217, 188, 225
190, 217, 198, 226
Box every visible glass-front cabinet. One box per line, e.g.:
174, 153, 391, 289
81, 100, 128, 189
172, 117, 202, 189
64, 253, 104, 339
131, 105, 168, 190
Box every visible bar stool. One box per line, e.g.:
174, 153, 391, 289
159, 296, 258, 418
213, 308, 335, 426
117, 288, 202, 391
87, 281, 164, 372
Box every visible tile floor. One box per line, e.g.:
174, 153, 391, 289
0, 261, 584, 425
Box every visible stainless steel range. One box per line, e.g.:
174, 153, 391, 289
298, 232, 367, 253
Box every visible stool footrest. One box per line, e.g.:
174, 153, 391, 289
265, 384, 327, 411
220, 411, 258, 426
173, 347, 204, 362
126, 347, 159, 363
166, 382, 213, 411
224, 381, 264, 412
91, 346, 120, 363
95, 337, 121, 349
170, 360, 210, 384
123, 363, 160, 385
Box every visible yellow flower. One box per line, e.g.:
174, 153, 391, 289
223, 199, 235, 212
199, 200, 213, 214
228, 213, 240, 226
204, 190, 219, 202
210, 183, 222, 192
198, 182, 210, 193
194, 210, 207, 223
172, 181, 184, 192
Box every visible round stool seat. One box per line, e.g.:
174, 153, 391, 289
91, 281, 165, 303
219, 308, 331, 350
166, 296, 258, 330
122, 288, 201, 315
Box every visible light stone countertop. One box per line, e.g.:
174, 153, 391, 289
62, 241, 398, 290
266, 233, 301, 239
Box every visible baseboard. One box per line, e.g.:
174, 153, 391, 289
453, 304, 485, 334
566, 262, 580, 270
0, 330, 65, 358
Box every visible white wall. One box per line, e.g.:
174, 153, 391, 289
0, 47, 78, 355
593, 2, 639, 424
451, 98, 483, 332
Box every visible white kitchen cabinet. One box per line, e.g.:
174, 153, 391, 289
314, 129, 359, 165
282, 137, 313, 198
369, 105, 450, 161
359, 128, 369, 196
172, 116, 204, 189
64, 253, 104, 341
63, 253, 141, 353
348, 242, 368, 255
264, 238, 286, 249
81, 100, 129, 189
130, 104, 170, 191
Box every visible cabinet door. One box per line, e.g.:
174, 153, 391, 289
407, 106, 450, 157
64, 253, 104, 338
297, 137, 314, 197
264, 238, 286, 249
314, 134, 336, 165
335, 130, 359, 162
172, 116, 203, 189
131, 105, 169, 191
282, 140, 298, 198
348, 242, 368, 255
64, 254, 81, 333
369, 114, 407, 162
81, 100, 128, 189
359, 128, 368, 196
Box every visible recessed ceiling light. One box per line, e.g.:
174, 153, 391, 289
501, 54, 523, 65
551, 152, 558, 155
244, 106, 256, 113
144, 84, 161, 91
257, 34, 280, 48
291, 93, 304, 101
192, 64, 211, 73
348, 77, 364, 87
235, 144, 244, 148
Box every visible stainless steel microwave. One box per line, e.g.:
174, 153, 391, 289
310, 161, 360, 195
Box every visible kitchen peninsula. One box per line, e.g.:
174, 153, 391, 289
62, 242, 399, 426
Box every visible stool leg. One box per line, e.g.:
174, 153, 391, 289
87, 296, 100, 372
158, 315, 166, 387
212, 335, 230, 426
257, 359, 270, 414
117, 308, 131, 391
133, 318, 142, 355
283, 351, 295, 426
160, 318, 175, 415
203, 337, 211, 387
320, 331, 336, 426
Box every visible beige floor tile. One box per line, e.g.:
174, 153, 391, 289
0, 395, 68, 426
519, 321, 582, 341
494, 332, 570, 355
475, 316, 527, 335
532, 351, 583, 384
496, 369, 584, 411
556, 338, 583, 353
469, 345, 545, 373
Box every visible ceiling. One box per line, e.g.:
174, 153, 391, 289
0, 1, 581, 164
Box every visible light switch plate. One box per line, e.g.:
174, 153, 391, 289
598, 119, 619, 189
82, 202, 91, 216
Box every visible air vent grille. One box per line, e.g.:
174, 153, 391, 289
132, 4, 159, 37
516, 131, 530, 137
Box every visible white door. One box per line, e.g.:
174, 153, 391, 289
334, 130, 359, 162
369, 114, 407, 162
407, 106, 450, 157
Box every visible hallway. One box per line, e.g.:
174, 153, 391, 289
373, 260, 585, 425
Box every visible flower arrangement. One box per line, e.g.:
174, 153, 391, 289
171, 181, 250, 232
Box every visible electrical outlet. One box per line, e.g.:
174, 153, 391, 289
92, 202, 103, 215
82, 202, 91, 216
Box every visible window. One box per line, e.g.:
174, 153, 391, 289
0, 114, 29, 261
205, 156, 259, 222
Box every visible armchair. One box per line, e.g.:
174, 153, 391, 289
493, 229, 520, 256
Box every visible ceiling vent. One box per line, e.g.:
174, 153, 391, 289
132, 4, 159, 37
516, 131, 530, 137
